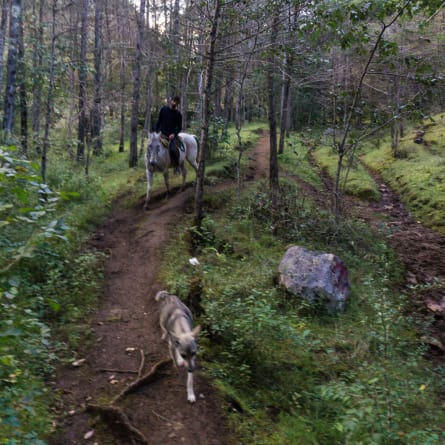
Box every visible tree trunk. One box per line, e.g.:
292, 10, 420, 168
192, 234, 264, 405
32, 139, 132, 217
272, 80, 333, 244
194, 0, 221, 229
76, 0, 89, 162
92, 0, 103, 155
267, 11, 280, 191
0, 0, 10, 104
278, 53, 292, 155
31, 0, 44, 154
119, 56, 126, 153
18, 7, 27, 154
41, 0, 57, 182
129, 0, 145, 167
140, 76, 152, 156
3, 0, 21, 134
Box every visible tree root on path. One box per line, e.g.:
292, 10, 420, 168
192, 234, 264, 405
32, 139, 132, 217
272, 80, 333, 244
86, 358, 172, 444
87, 404, 150, 445
111, 357, 171, 404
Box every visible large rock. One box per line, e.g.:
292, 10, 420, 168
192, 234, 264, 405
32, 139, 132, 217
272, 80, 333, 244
278, 246, 350, 312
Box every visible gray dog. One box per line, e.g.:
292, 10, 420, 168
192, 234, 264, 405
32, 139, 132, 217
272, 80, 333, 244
155, 290, 201, 403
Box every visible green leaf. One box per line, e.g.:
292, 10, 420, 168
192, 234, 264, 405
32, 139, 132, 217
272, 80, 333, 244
0, 328, 22, 337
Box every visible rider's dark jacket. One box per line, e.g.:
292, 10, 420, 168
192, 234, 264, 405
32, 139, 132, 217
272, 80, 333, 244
155, 106, 182, 137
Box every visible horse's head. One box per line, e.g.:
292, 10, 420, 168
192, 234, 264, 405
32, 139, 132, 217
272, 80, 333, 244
146, 132, 166, 170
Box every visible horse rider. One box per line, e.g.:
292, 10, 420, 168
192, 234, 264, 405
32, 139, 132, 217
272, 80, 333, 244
155, 96, 183, 174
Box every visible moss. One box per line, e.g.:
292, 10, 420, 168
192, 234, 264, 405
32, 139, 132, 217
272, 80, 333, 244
362, 114, 445, 233
314, 146, 380, 201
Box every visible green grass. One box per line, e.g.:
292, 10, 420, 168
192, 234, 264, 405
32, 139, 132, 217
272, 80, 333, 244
279, 133, 324, 190
362, 113, 445, 233
313, 145, 381, 201
159, 180, 445, 445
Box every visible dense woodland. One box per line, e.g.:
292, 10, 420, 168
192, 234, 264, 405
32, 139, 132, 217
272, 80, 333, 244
1, 0, 445, 443
0, 0, 444, 175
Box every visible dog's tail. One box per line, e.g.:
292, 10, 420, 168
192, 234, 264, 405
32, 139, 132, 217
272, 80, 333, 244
155, 290, 170, 301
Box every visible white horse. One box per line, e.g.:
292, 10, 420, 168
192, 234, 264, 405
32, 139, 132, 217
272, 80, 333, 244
144, 132, 199, 209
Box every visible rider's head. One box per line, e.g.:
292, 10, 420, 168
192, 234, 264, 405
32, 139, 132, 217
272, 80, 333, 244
170, 96, 180, 109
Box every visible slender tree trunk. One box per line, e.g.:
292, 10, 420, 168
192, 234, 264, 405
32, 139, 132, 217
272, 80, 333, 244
76, 0, 89, 162
194, 0, 221, 229
0, 0, 9, 104
267, 11, 280, 191
3, 0, 21, 134
119, 57, 126, 152
140, 75, 152, 155
92, 0, 103, 155
18, 8, 27, 154
67, 7, 77, 158
41, 0, 57, 182
31, 0, 44, 154
278, 54, 292, 155
129, 0, 145, 167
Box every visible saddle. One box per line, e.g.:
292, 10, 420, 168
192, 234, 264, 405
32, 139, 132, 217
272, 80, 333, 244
160, 134, 185, 152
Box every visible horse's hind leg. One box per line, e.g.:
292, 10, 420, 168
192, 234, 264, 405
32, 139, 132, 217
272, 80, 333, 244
163, 171, 170, 199
180, 166, 187, 191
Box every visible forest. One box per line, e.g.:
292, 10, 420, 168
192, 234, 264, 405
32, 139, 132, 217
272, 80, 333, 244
1, 0, 445, 443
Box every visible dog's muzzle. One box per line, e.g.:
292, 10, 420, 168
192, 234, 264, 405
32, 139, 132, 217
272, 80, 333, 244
186, 360, 195, 373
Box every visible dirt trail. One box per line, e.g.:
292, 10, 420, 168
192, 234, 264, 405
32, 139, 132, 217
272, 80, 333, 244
50, 191, 232, 444
351, 175, 445, 359
50, 131, 444, 444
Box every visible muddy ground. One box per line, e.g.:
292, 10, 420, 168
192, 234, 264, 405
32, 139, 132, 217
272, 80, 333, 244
49, 132, 444, 444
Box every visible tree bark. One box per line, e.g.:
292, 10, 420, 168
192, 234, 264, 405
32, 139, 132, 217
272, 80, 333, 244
267, 10, 280, 191
92, 0, 104, 155
194, 0, 221, 229
18, 6, 27, 154
0, 0, 10, 103
76, 0, 89, 162
129, 0, 145, 167
31, 0, 44, 154
41, 0, 57, 182
3, 0, 21, 134
278, 53, 292, 155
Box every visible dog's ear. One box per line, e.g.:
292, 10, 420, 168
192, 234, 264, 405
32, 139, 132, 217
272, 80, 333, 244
155, 290, 169, 301
192, 325, 201, 337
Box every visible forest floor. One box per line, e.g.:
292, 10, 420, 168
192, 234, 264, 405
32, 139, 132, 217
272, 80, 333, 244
49, 131, 445, 445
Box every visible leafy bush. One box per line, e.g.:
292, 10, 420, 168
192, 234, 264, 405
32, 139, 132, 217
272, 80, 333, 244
0, 145, 108, 442
0, 145, 68, 442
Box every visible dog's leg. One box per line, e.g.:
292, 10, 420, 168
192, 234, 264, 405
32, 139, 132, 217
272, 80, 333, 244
187, 371, 196, 403
167, 340, 185, 368
160, 324, 167, 340
174, 347, 184, 367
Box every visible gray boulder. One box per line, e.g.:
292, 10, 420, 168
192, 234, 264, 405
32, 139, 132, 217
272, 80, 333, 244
278, 246, 350, 312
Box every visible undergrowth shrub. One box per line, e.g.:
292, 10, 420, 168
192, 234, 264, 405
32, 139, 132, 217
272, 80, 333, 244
0, 144, 116, 442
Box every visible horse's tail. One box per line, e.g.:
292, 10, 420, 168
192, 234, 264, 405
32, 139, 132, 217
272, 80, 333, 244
193, 135, 200, 152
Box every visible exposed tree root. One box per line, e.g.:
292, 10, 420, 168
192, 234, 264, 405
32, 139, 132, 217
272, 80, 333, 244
86, 404, 149, 445
111, 358, 171, 404
86, 358, 172, 443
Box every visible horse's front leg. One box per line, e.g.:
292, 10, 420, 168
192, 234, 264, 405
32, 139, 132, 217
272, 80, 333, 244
144, 169, 153, 210
163, 170, 170, 199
